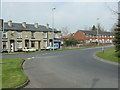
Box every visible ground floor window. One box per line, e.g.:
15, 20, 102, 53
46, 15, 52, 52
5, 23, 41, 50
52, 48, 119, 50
31, 41, 35, 47
2, 41, 8, 49
43, 40, 47, 48
17, 41, 22, 49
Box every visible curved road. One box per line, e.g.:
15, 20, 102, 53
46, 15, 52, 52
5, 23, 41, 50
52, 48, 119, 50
3, 46, 119, 88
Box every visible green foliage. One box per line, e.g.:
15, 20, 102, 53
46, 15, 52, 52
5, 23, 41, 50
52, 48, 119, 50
113, 23, 120, 58
63, 37, 78, 46
92, 25, 97, 31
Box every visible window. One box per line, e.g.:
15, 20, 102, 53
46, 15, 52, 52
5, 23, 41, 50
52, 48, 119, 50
31, 32, 35, 38
43, 40, 47, 48
17, 41, 22, 49
43, 32, 47, 38
110, 36, 112, 38
2, 32, 7, 38
86, 34, 88, 37
18, 32, 22, 38
55, 33, 59, 38
31, 41, 35, 47
2, 41, 8, 49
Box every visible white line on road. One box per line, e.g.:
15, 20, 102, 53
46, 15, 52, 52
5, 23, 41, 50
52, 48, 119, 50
27, 58, 31, 60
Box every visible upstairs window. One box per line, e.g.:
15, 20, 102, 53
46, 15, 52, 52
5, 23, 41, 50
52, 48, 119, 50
18, 32, 22, 38
31, 32, 35, 39
2, 32, 7, 38
43, 32, 47, 38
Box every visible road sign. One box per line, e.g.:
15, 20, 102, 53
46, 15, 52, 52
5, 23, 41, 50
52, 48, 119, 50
0, 19, 4, 32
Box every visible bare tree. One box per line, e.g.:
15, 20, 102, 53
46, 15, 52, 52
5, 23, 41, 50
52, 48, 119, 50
105, 2, 118, 14
61, 27, 70, 36
111, 23, 117, 32
96, 23, 105, 32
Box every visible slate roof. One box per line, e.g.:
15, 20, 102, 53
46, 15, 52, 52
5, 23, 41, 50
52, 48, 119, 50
79, 30, 114, 36
4, 22, 60, 32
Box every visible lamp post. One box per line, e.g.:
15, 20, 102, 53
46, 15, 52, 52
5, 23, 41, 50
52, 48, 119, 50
97, 18, 99, 46
52, 7, 56, 51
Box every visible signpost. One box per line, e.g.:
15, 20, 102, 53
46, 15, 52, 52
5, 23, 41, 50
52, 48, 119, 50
0, 19, 4, 32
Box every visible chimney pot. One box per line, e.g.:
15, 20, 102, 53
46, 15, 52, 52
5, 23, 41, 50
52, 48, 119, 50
8, 20, 12, 27
46, 23, 49, 29
34, 23, 39, 28
22, 22, 27, 28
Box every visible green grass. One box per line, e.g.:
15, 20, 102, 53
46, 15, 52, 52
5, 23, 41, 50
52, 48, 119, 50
2, 58, 28, 88
96, 48, 119, 63
0, 56, 2, 89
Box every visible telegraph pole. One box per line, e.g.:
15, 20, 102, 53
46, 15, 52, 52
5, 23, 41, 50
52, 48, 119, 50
52, 7, 56, 51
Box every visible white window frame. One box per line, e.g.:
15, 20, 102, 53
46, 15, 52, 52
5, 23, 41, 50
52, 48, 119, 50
2, 41, 8, 49
2, 32, 7, 38
17, 41, 22, 49
43, 40, 47, 48
43, 32, 47, 38
18, 32, 22, 38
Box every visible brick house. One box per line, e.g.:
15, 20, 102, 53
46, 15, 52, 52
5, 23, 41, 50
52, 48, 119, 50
1, 20, 61, 53
62, 30, 114, 44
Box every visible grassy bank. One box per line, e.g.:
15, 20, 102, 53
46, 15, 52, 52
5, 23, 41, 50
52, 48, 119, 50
2, 58, 28, 88
0, 57, 2, 89
96, 48, 119, 63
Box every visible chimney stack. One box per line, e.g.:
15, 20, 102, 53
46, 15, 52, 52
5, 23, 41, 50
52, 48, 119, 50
34, 23, 39, 28
8, 20, 12, 27
46, 23, 49, 29
22, 22, 27, 28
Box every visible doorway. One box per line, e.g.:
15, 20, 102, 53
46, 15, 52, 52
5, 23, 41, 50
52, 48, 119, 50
10, 40, 15, 52
38, 41, 41, 50
25, 40, 29, 48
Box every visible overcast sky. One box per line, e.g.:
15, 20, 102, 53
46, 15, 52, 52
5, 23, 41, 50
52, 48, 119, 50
1, 1, 118, 33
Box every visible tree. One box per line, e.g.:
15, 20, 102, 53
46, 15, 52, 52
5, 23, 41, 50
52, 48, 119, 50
61, 27, 69, 36
113, 1, 120, 59
111, 23, 117, 32
96, 23, 105, 32
114, 24, 120, 58
91, 25, 97, 31
63, 37, 78, 46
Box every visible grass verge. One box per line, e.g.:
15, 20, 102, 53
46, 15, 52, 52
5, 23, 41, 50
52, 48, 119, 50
2, 58, 28, 88
96, 48, 119, 63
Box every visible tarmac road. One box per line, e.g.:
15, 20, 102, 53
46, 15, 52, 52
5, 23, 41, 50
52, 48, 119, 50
21, 46, 118, 88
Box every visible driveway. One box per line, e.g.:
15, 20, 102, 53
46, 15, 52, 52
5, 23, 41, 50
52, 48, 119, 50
20, 46, 118, 88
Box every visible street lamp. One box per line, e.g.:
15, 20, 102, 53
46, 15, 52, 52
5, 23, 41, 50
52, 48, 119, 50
97, 18, 99, 46
52, 7, 56, 51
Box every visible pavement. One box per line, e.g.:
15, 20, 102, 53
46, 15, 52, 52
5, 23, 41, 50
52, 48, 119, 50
2, 45, 119, 88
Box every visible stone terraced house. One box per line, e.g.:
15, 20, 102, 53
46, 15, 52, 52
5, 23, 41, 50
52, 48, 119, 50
1, 20, 61, 53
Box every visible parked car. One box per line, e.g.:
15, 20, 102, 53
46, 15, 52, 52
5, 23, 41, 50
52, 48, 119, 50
23, 47, 36, 52
46, 46, 58, 50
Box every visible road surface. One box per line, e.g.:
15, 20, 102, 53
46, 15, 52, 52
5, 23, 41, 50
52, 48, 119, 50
20, 46, 118, 88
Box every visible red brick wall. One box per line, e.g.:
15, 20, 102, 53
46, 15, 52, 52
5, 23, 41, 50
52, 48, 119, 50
73, 31, 86, 43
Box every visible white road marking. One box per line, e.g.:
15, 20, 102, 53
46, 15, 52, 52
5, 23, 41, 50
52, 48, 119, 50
27, 58, 31, 60
31, 57, 35, 59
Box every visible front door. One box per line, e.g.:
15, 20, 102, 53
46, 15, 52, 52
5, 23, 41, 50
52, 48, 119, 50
10, 40, 15, 52
25, 40, 29, 48
38, 41, 41, 50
